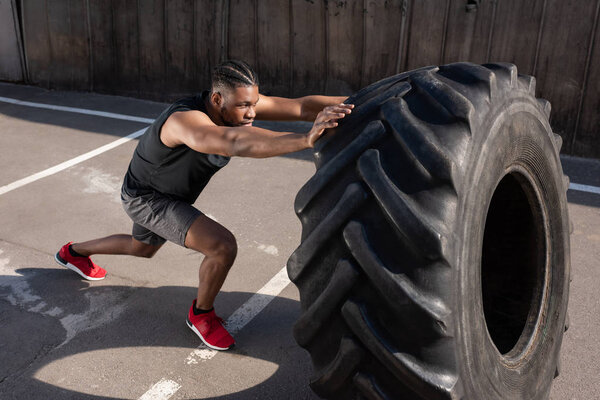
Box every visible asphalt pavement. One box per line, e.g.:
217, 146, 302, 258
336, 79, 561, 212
0, 82, 598, 399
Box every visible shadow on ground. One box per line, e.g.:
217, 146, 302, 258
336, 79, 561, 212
562, 155, 600, 208
566, 191, 600, 209
0, 267, 313, 400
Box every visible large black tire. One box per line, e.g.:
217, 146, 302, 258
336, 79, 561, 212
286, 62, 570, 399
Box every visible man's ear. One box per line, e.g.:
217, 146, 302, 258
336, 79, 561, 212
211, 92, 222, 107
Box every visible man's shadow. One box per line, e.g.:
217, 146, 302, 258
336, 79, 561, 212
0, 267, 317, 399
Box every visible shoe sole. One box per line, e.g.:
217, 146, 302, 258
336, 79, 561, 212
54, 252, 106, 281
186, 317, 233, 351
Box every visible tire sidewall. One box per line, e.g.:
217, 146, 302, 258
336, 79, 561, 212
456, 96, 570, 399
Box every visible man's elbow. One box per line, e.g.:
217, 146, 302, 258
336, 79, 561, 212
230, 138, 271, 158
300, 111, 316, 122
300, 105, 317, 122
212, 130, 240, 157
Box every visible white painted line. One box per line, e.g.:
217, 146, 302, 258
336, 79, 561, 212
0, 95, 155, 124
0, 128, 147, 196
184, 347, 218, 364
184, 265, 291, 365
138, 378, 181, 400
226, 265, 290, 334
569, 183, 600, 195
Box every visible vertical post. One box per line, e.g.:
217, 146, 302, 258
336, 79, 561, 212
360, 0, 367, 88
396, 0, 409, 74
485, 0, 498, 63
220, 0, 229, 61
86, 0, 93, 91
253, 0, 259, 76
137, 0, 142, 96
440, 0, 451, 64
16, 0, 28, 82
532, 0, 548, 77
192, 0, 197, 87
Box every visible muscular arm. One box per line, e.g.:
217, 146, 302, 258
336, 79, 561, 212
255, 95, 348, 122
161, 103, 352, 158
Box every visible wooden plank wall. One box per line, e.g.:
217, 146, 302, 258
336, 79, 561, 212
0, 0, 25, 82
17, 0, 600, 158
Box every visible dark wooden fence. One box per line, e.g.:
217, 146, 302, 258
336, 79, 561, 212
9, 0, 600, 158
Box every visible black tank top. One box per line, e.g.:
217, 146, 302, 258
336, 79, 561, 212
123, 91, 230, 203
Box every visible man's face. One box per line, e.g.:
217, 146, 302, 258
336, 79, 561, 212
217, 85, 259, 127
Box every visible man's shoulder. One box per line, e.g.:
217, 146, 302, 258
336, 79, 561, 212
164, 92, 211, 126
160, 95, 214, 148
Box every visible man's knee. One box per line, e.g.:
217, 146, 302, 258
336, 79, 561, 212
210, 235, 237, 265
132, 240, 161, 258
137, 247, 159, 258
185, 215, 237, 263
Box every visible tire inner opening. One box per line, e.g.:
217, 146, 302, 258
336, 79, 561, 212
481, 172, 546, 356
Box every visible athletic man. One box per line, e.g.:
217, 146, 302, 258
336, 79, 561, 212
55, 60, 353, 350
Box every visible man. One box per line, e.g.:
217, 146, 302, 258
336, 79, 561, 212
55, 60, 353, 350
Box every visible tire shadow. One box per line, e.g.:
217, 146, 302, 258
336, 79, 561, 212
561, 155, 600, 208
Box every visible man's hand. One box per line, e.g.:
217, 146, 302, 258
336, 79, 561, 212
307, 103, 354, 147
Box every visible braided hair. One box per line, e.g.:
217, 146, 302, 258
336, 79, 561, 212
211, 60, 259, 93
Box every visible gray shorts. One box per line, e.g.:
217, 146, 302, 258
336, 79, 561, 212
121, 188, 202, 247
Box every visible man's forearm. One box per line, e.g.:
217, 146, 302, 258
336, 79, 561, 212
227, 127, 310, 158
300, 95, 348, 121
233, 101, 352, 157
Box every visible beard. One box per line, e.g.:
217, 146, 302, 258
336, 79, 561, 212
220, 106, 237, 127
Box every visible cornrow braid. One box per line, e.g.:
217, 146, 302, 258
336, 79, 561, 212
211, 60, 259, 93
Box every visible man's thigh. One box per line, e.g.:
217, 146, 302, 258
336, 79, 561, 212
122, 190, 202, 247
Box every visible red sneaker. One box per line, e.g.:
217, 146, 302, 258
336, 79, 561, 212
186, 300, 235, 350
55, 242, 106, 281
